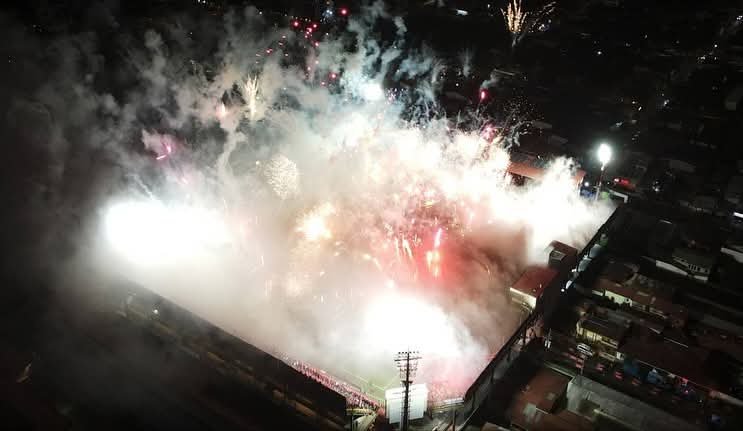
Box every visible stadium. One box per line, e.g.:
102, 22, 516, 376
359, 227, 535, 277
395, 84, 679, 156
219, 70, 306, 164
99, 147, 598, 428
86, 6, 610, 429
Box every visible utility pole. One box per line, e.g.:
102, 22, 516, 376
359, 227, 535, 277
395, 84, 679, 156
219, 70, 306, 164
394, 351, 421, 431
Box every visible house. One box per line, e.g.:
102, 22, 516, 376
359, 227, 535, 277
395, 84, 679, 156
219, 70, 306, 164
595, 262, 688, 328
506, 368, 593, 431
576, 315, 628, 360
617, 329, 732, 401
510, 267, 558, 310
596, 305, 665, 334
672, 247, 715, 279
510, 242, 578, 313
547, 241, 578, 273
611, 152, 651, 191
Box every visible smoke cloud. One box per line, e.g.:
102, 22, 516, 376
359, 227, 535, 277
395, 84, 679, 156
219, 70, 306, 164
2, 3, 612, 400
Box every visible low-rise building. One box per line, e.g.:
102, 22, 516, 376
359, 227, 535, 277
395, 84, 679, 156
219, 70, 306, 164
672, 247, 715, 280
506, 368, 593, 431
611, 152, 651, 192
576, 315, 628, 361
511, 267, 559, 310
594, 261, 688, 328
617, 329, 735, 403
510, 242, 578, 316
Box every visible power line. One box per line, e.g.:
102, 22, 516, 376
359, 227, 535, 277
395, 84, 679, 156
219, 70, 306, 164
393, 350, 421, 431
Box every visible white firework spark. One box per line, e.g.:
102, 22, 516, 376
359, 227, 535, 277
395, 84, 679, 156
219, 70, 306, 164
264, 154, 299, 199
502, 0, 555, 49
244, 76, 259, 121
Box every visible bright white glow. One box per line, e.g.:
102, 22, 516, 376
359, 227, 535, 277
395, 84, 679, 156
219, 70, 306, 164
597, 142, 612, 167
104, 200, 230, 264
362, 291, 469, 358
297, 203, 335, 241
360, 81, 384, 101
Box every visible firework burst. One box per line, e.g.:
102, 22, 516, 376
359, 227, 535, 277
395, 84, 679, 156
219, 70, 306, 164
265, 154, 300, 199
502, 0, 555, 49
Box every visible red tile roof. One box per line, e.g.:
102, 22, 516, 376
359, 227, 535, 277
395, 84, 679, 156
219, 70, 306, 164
601, 261, 636, 283
619, 333, 716, 390
507, 369, 592, 431
597, 278, 634, 299
512, 266, 559, 300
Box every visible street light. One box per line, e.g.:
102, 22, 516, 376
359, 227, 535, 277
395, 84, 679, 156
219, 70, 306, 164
595, 142, 612, 201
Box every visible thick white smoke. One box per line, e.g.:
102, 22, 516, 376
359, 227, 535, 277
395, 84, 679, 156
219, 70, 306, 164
4, 4, 612, 400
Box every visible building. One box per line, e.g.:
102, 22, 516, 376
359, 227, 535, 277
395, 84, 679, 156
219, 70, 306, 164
510, 266, 559, 310
548, 241, 579, 272
672, 247, 715, 279
506, 368, 593, 431
617, 328, 739, 403
594, 261, 688, 328
576, 314, 628, 361
610, 152, 651, 192
507, 151, 586, 188
594, 304, 666, 335
510, 242, 578, 315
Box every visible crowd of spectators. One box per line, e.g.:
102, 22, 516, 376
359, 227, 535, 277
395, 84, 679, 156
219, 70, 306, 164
290, 360, 380, 411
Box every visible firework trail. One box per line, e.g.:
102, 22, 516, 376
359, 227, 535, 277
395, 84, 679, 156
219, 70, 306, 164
458, 48, 474, 78
244, 76, 260, 121
502, 0, 556, 49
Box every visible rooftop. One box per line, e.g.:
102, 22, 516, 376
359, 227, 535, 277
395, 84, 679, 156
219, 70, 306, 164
672, 247, 716, 269
507, 151, 587, 185
507, 368, 593, 431
601, 261, 637, 283
619, 329, 718, 390
692, 323, 743, 363
579, 315, 628, 342
548, 241, 579, 269
596, 262, 682, 316
511, 266, 560, 300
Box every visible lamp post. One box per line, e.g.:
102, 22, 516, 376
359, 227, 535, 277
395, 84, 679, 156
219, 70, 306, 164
595, 142, 612, 201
